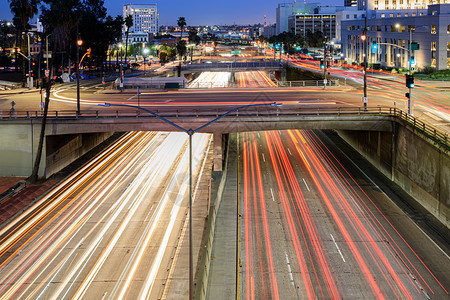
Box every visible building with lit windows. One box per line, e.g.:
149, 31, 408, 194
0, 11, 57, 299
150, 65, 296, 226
122, 4, 158, 44
357, 0, 447, 11
340, 4, 450, 70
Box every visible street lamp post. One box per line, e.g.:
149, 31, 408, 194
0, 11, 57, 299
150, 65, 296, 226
143, 48, 149, 75
98, 101, 281, 300
407, 27, 412, 115
361, 16, 368, 111
76, 38, 83, 114
27, 33, 31, 89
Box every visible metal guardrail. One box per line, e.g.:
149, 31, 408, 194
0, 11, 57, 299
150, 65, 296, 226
1, 107, 448, 149
186, 80, 340, 89
275, 80, 340, 87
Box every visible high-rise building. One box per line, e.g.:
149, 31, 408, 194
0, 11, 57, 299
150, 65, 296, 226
357, 0, 446, 11
340, 4, 450, 70
123, 4, 158, 44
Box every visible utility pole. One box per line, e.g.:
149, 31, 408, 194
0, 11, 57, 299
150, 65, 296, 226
407, 27, 412, 115
323, 38, 327, 89
76, 29, 82, 114
27, 33, 31, 89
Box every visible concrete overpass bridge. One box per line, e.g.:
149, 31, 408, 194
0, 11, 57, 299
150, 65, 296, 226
1, 106, 448, 226
177, 61, 285, 77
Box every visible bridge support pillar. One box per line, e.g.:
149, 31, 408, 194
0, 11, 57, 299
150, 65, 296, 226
213, 132, 223, 171
281, 68, 287, 81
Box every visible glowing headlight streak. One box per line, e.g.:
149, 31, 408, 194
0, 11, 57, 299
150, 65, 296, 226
290, 129, 413, 299
0, 132, 160, 298
69, 133, 188, 300
266, 130, 340, 298
137, 134, 210, 300
305, 130, 448, 296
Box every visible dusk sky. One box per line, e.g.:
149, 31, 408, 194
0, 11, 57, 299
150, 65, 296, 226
1, 0, 339, 26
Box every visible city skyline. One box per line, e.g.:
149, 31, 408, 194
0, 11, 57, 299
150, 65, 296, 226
0, 0, 339, 26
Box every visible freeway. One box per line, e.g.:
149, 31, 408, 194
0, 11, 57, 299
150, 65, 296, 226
0, 131, 212, 299
239, 129, 449, 299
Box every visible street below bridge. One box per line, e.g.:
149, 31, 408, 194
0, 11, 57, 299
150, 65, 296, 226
207, 130, 450, 299
1, 68, 448, 134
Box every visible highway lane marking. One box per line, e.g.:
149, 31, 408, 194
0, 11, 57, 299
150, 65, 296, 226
270, 188, 275, 202
302, 178, 310, 192
287, 148, 292, 156
284, 252, 295, 286
262, 153, 266, 162
330, 234, 346, 262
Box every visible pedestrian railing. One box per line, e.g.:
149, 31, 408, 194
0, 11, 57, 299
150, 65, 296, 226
1, 107, 448, 150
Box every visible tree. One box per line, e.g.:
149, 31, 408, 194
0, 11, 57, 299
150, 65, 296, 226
30, 0, 81, 182
188, 27, 200, 45
123, 14, 133, 64
211, 34, 218, 56
177, 17, 186, 58
176, 40, 186, 59
8, 0, 39, 74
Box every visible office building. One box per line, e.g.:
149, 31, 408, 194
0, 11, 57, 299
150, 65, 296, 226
340, 4, 450, 70
357, 0, 447, 11
123, 4, 158, 44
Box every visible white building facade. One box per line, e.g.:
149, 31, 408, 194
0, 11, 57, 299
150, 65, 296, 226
340, 4, 450, 70
123, 4, 158, 44
357, 0, 446, 11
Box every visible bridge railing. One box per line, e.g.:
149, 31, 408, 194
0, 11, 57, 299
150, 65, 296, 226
186, 80, 340, 89
1, 107, 448, 149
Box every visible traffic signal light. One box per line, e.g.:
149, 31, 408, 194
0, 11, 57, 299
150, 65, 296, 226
406, 74, 414, 88
361, 30, 367, 41
372, 42, 378, 50
405, 92, 410, 98
410, 55, 415, 66
320, 60, 325, 69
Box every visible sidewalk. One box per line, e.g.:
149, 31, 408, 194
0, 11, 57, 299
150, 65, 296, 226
206, 134, 238, 299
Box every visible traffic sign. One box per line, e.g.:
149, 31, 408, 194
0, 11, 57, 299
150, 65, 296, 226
363, 97, 368, 103
231, 51, 241, 54
45, 69, 49, 77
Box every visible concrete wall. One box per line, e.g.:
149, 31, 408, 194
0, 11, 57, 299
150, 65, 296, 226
46, 132, 115, 177
0, 119, 113, 178
338, 121, 449, 228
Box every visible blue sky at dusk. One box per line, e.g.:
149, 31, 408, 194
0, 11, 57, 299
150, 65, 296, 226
1, 0, 339, 26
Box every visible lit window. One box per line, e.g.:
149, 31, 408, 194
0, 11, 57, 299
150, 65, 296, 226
431, 25, 436, 34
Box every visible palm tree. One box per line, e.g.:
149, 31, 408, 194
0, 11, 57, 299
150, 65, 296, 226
177, 17, 186, 57
8, 0, 39, 35
30, 0, 80, 182
8, 0, 39, 74
124, 15, 133, 65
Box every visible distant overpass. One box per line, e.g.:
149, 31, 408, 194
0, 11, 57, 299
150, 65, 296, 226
178, 61, 285, 75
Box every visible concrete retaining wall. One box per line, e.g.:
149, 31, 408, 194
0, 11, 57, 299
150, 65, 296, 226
0, 119, 113, 178
338, 121, 449, 228
46, 132, 114, 176
195, 134, 230, 300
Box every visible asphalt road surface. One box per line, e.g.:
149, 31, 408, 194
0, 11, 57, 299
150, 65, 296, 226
0, 131, 212, 299
239, 129, 449, 299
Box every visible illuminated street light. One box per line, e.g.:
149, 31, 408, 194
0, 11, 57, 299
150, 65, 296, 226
76, 37, 83, 114
98, 101, 281, 300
